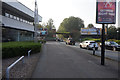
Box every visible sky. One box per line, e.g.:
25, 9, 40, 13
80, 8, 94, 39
17, 0, 119, 30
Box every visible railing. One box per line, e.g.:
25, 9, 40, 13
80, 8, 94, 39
28, 50, 32, 58
6, 56, 24, 80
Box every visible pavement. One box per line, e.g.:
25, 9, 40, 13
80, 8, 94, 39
32, 41, 119, 78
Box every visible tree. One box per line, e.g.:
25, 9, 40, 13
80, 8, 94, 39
45, 18, 55, 31
57, 16, 84, 40
37, 24, 43, 29
87, 24, 94, 28
45, 18, 56, 38
107, 25, 117, 39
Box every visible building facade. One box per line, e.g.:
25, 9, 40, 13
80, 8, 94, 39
1, 0, 42, 42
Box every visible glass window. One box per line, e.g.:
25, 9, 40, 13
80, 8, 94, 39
5, 13, 9, 17
17, 17, 19, 21
10, 14, 13, 19
90, 42, 95, 43
20, 18, 23, 22
25, 20, 27, 23
23, 20, 25, 23
13, 16, 17, 19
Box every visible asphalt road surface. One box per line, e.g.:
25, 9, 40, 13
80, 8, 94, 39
32, 41, 118, 78
70, 42, 119, 61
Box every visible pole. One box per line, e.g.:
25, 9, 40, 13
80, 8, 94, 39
34, 0, 38, 43
101, 24, 105, 65
106, 24, 108, 40
93, 44, 95, 55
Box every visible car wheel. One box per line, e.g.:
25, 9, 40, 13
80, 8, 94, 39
87, 46, 89, 50
80, 45, 82, 48
113, 47, 116, 51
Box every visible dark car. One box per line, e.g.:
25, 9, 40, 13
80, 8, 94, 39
56, 38, 63, 42
105, 41, 120, 51
66, 38, 75, 45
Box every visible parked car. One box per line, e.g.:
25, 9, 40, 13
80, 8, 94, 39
105, 41, 120, 51
66, 38, 75, 45
79, 40, 99, 50
56, 38, 63, 42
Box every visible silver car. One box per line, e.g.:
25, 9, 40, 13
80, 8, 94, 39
79, 40, 99, 50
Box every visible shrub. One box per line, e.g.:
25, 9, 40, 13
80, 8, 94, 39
107, 39, 120, 44
38, 40, 46, 43
91, 39, 101, 43
81, 38, 101, 43
2, 42, 41, 59
81, 38, 94, 42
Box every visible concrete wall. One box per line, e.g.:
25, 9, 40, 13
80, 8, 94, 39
2, 0, 42, 22
2, 16, 34, 32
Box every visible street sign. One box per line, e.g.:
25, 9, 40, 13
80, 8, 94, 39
81, 28, 107, 35
96, 0, 116, 24
96, 0, 116, 65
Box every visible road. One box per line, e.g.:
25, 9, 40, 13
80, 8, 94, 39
32, 41, 118, 78
74, 42, 119, 61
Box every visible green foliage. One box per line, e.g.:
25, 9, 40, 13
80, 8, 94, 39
2, 42, 42, 59
107, 25, 117, 39
58, 16, 84, 41
45, 18, 56, 38
82, 38, 120, 44
107, 39, 120, 44
81, 38, 101, 43
38, 40, 46, 43
87, 24, 94, 28
81, 38, 94, 42
46, 18, 55, 31
91, 39, 101, 43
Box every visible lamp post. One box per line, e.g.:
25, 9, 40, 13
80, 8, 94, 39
34, 0, 39, 43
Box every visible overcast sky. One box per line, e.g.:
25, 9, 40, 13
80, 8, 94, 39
17, 0, 119, 30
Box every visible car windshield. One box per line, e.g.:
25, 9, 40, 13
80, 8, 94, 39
90, 42, 96, 43
110, 42, 118, 45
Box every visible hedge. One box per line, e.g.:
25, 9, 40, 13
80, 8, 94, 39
82, 38, 120, 44
81, 38, 94, 42
107, 39, 120, 44
2, 42, 42, 59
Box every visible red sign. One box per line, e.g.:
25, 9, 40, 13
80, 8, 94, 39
96, 0, 116, 24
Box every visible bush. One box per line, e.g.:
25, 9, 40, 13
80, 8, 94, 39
107, 39, 120, 44
2, 42, 42, 59
81, 38, 94, 42
91, 39, 101, 43
38, 40, 46, 43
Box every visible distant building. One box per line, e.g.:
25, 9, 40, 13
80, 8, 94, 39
1, 0, 42, 42
118, 1, 120, 27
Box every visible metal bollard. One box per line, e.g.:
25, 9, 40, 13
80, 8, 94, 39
6, 56, 24, 80
28, 50, 31, 58
93, 44, 96, 55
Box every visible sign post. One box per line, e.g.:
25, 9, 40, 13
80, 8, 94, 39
96, 0, 116, 65
101, 24, 105, 65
